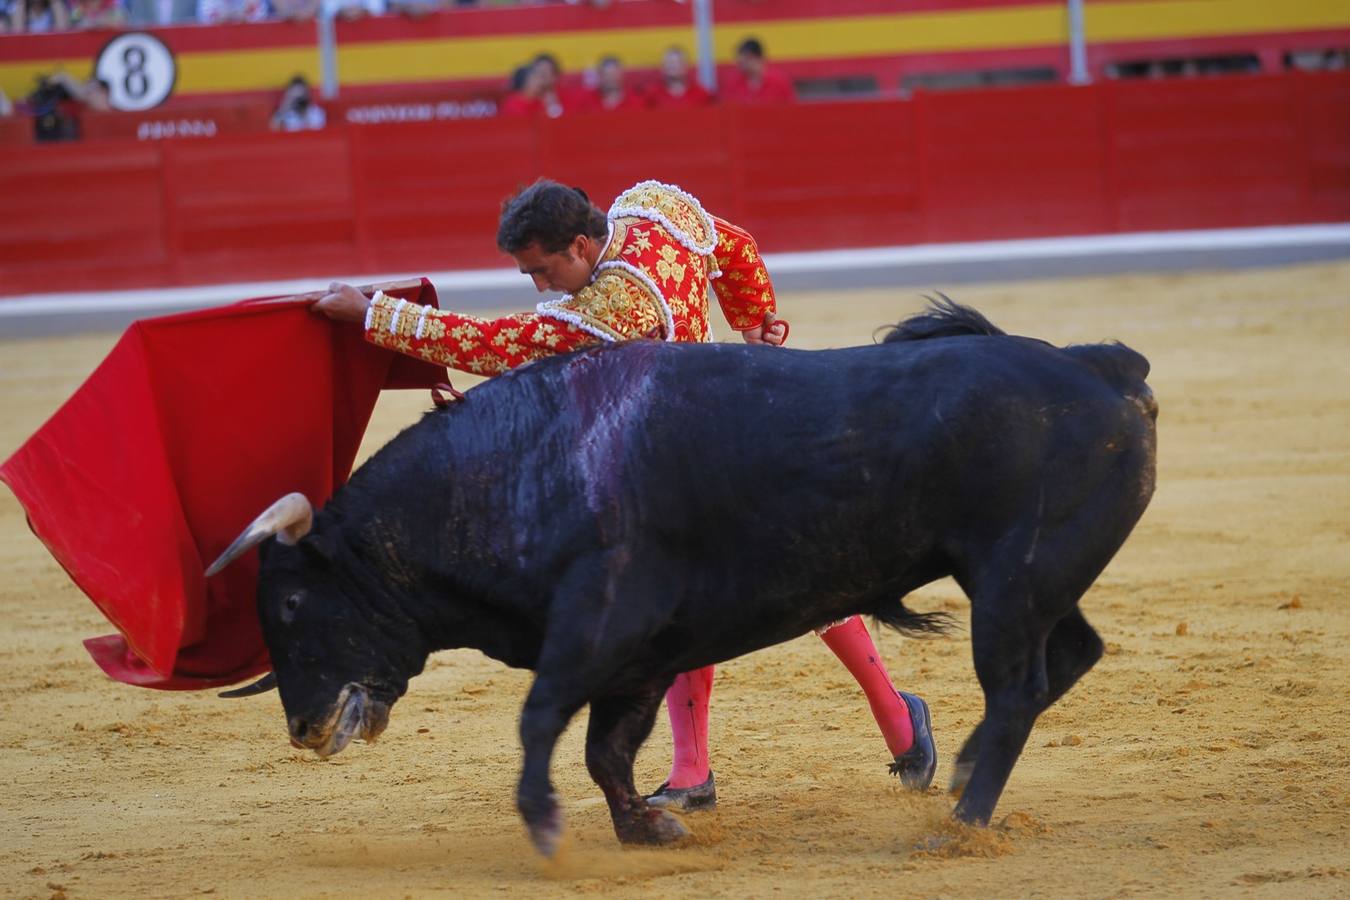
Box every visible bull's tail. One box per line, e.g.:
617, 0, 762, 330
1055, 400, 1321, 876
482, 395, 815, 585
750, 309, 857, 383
872, 599, 956, 637
1064, 342, 1158, 421
879, 294, 1005, 344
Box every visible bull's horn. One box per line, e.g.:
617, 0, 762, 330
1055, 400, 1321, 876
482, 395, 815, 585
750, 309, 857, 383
205, 492, 314, 577
218, 672, 277, 698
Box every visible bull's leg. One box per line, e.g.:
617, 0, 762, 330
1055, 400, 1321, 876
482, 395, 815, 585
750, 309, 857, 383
516, 557, 678, 855
585, 685, 691, 846
950, 595, 1053, 825
949, 607, 1104, 797
517, 678, 588, 857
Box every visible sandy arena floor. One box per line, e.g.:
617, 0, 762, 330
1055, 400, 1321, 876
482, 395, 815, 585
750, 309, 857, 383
2, 262, 1348, 899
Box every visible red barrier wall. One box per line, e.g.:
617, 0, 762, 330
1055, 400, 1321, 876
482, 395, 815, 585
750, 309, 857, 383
2, 72, 1347, 298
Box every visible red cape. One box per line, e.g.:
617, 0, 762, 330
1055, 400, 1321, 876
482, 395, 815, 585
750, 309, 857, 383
0, 280, 445, 690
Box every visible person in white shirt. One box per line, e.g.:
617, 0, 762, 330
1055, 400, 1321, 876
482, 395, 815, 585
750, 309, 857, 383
270, 76, 326, 132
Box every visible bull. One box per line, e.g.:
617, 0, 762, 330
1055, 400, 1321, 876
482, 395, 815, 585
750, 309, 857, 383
209, 301, 1157, 855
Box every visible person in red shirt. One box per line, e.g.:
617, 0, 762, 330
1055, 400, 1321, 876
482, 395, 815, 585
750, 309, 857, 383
499, 62, 546, 118
721, 37, 795, 105
593, 55, 648, 113
647, 46, 714, 110
500, 54, 576, 119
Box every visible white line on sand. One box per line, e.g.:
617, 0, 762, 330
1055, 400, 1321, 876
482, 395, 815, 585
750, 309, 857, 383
1, 223, 1346, 319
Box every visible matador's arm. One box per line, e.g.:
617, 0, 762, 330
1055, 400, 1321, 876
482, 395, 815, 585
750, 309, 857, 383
709, 215, 778, 332
362, 269, 665, 375
362, 292, 594, 376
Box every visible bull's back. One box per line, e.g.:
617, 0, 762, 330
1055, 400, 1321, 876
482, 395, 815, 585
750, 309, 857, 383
454, 336, 1155, 550
526, 340, 1141, 545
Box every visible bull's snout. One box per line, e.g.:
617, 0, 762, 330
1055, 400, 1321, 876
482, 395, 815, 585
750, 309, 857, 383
288, 715, 314, 745
285, 686, 388, 758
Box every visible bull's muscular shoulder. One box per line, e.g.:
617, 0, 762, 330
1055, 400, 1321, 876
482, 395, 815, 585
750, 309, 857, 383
609, 180, 717, 256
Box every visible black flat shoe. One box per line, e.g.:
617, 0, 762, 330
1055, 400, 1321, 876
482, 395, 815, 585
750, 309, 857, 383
889, 692, 937, 791
646, 771, 717, 812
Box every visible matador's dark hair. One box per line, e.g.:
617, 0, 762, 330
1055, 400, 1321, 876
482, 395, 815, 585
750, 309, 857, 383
496, 179, 608, 254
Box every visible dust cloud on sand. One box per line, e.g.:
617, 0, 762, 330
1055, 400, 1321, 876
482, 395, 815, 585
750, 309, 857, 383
2, 261, 1348, 898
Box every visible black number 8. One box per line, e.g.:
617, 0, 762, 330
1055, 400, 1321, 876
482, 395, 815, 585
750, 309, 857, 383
123, 45, 149, 99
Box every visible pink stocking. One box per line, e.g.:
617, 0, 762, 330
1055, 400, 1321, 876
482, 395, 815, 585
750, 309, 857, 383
818, 616, 913, 757
663, 665, 714, 788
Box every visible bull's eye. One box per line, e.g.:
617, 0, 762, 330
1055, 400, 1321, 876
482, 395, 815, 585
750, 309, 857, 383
281, 592, 303, 624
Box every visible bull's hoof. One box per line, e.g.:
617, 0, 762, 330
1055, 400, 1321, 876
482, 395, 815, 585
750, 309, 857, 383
524, 803, 565, 857
889, 692, 937, 791
646, 772, 716, 812
618, 808, 691, 846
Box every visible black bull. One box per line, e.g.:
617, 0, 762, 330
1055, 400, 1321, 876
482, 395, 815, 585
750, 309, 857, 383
209, 303, 1157, 855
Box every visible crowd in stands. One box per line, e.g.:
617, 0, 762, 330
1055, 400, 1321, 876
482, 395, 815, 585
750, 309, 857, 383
0, 0, 601, 29
0, 27, 793, 141
2, 0, 122, 31
500, 39, 794, 118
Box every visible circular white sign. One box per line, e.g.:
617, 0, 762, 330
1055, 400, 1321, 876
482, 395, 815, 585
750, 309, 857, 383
95, 33, 176, 111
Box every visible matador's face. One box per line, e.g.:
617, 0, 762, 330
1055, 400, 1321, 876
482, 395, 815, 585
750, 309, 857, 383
511, 237, 598, 295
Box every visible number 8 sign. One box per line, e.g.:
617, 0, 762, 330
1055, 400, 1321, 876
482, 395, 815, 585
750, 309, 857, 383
95, 33, 177, 111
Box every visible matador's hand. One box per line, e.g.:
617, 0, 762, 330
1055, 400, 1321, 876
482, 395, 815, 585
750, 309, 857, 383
741, 310, 789, 346
311, 282, 371, 324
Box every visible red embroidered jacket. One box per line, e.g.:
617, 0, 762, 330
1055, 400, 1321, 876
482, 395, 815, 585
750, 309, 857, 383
363, 181, 778, 375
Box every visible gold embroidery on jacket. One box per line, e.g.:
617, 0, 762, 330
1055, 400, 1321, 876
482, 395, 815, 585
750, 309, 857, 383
611, 183, 715, 251
654, 244, 687, 288
548, 270, 664, 341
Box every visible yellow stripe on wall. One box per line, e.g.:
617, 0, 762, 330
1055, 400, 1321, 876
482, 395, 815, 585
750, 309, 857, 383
331, 26, 698, 88
1088, 0, 1350, 42
718, 5, 1067, 61
326, 6, 1069, 86
174, 47, 324, 93
3, 0, 1347, 100
1, 57, 98, 101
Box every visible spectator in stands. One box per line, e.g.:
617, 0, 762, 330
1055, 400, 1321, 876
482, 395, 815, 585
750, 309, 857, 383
647, 46, 713, 109
69, 0, 126, 27
197, 0, 265, 22
126, 0, 197, 25
592, 55, 646, 112
12, 0, 72, 31
531, 53, 571, 117
26, 70, 110, 141
320, 0, 384, 21
722, 37, 795, 104
500, 53, 574, 118
270, 75, 326, 131
500, 61, 547, 117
